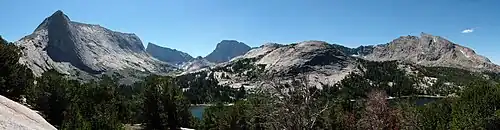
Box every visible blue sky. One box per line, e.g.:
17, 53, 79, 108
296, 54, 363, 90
1, 0, 499, 63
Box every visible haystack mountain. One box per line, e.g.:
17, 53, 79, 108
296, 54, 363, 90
13, 10, 500, 84
16, 10, 173, 81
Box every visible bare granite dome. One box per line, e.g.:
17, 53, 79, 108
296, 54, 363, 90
209, 40, 360, 88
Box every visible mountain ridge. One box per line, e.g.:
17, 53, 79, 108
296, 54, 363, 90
146, 42, 194, 65
16, 10, 173, 80
188, 35, 499, 89
345, 33, 500, 72
204, 40, 251, 63
147, 40, 251, 71
13, 11, 500, 84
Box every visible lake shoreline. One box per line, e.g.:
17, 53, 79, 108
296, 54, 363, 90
190, 103, 234, 107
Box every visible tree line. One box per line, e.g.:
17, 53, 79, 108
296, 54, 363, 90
3, 35, 500, 129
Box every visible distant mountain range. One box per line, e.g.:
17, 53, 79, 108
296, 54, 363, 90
12, 10, 500, 84
197, 39, 500, 92
145, 40, 251, 69
146, 42, 193, 65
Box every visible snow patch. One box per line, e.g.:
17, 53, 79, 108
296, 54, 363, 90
460, 49, 470, 58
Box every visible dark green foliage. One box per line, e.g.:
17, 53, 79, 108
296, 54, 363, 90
428, 79, 460, 96
27, 71, 197, 129
231, 58, 257, 73
177, 71, 239, 104
418, 98, 453, 130
141, 75, 194, 130
421, 67, 489, 86
0, 36, 34, 101
235, 86, 246, 100
336, 61, 417, 99
450, 81, 500, 129
202, 101, 257, 130
28, 70, 71, 127
335, 73, 372, 99
27, 71, 131, 129
118, 84, 144, 124
360, 61, 417, 97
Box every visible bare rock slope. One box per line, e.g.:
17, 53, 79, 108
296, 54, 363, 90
16, 10, 173, 78
181, 57, 215, 72
146, 42, 193, 65
0, 95, 56, 130
189, 37, 499, 92
204, 40, 251, 63
203, 41, 361, 88
353, 33, 500, 72
147, 40, 250, 71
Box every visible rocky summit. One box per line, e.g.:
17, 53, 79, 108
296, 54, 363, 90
146, 42, 193, 65
204, 40, 251, 63
188, 36, 500, 90
16, 10, 173, 78
351, 33, 500, 72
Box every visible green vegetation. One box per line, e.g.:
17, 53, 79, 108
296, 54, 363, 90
140, 76, 196, 129
26, 71, 198, 129
4, 35, 500, 129
176, 71, 242, 104
0, 36, 34, 101
336, 60, 417, 99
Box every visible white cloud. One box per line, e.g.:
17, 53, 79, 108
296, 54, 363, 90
461, 28, 474, 33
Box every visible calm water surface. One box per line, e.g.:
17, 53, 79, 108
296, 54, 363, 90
190, 106, 206, 119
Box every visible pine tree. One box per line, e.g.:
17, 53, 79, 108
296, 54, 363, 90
0, 36, 34, 101
142, 75, 194, 129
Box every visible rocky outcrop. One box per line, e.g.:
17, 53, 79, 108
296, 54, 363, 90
204, 40, 251, 63
16, 10, 173, 78
357, 33, 500, 72
181, 57, 214, 72
0, 95, 56, 130
146, 42, 193, 65
191, 37, 499, 90
205, 41, 361, 88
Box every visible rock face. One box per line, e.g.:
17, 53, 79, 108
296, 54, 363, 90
0, 95, 56, 130
191, 37, 499, 90
204, 40, 251, 63
16, 10, 173, 77
181, 57, 214, 72
205, 41, 360, 88
357, 33, 500, 72
146, 42, 193, 65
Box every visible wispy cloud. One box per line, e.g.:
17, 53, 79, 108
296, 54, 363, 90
461, 28, 475, 33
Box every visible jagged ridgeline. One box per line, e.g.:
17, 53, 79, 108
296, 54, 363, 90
145, 40, 251, 71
